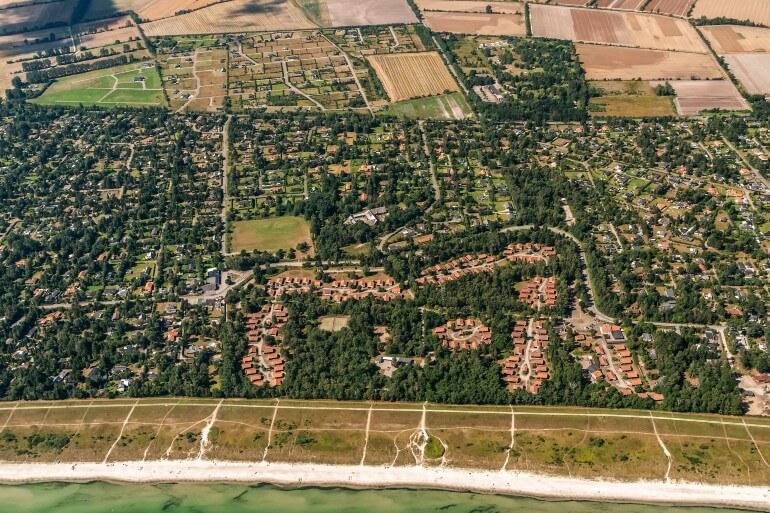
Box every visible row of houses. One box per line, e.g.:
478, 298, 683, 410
503, 319, 550, 394
266, 276, 403, 303
518, 276, 558, 308
241, 303, 288, 387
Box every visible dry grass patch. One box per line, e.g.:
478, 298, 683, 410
590, 95, 676, 117
319, 315, 351, 331
367, 52, 459, 101
231, 216, 313, 254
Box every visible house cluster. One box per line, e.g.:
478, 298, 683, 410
503, 242, 556, 263
266, 276, 403, 302
241, 303, 288, 387
518, 276, 558, 308
343, 206, 388, 226
577, 326, 662, 401
416, 253, 500, 285
501, 319, 550, 394
433, 318, 492, 350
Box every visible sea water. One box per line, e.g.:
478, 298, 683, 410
0, 482, 756, 513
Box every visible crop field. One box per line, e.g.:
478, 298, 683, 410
699, 25, 770, 54
0, 0, 76, 34
643, 0, 694, 17
530, 4, 708, 53
723, 54, 770, 96
141, 0, 315, 37
83, 0, 222, 22
415, 0, 524, 14
1, 399, 770, 485
691, 0, 770, 27
321, 0, 418, 26
230, 216, 313, 254
32, 62, 166, 107
384, 92, 472, 119
422, 11, 526, 36
576, 44, 723, 80
594, 0, 645, 10
367, 52, 459, 101
656, 80, 750, 116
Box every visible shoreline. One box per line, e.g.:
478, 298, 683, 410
0, 460, 768, 511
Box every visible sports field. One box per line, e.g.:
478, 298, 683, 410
0, 399, 769, 485
33, 63, 166, 107
230, 216, 313, 254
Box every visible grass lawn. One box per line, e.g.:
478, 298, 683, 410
33, 62, 166, 108
383, 92, 473, 120
231, 216, 313, 254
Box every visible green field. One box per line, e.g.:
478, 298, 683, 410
383, 92, 473, 120
33, 62, 166, 107
230, 216, 313, 253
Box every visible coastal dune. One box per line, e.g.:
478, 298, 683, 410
0, 460, 768, 511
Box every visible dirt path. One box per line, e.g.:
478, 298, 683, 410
649, 412, 672, 482
262, 400, 280, 462
102, 400, 138, 463
360, 404, 373, 465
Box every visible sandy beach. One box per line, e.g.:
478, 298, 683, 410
0, 460, 768, 510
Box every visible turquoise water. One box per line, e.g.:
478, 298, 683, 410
0, 483, 756, 513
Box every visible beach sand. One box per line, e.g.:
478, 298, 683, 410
0, 460, 768, 510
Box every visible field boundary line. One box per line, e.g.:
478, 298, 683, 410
3, 401, 770, 431
102, 400, 138, 463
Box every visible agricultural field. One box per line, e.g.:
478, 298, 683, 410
691, 0, 770, 27
0, 0, 76, 34
594, 0, 645, 9
141, 0, 316, 37
643, 0, 695, 17
0, 399, 769, 486
421, 11, 526, 36
32, 61, 166, 107
699, 25, 770, 54
384, 91, 471, 119
367, 51, 459, 101
576, 44, 723, 81
414, 0, 524, 14
656, 79, 750, 115
230, 216, 313, 254
723, 54, 770, 96
529, 4, 708, 53
315, 0, 418, 27
82, 0, 222, 23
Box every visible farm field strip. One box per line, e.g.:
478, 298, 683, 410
643, 0, 694, 17
699, 25, 770, 54
654, 80, 750, 116
723, 54, 770, 96
421, 10, 526, 35
691, 0, 770, 28
414, 0, 524, 14
576, 44, 724, 80
530, 3, 708, 53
